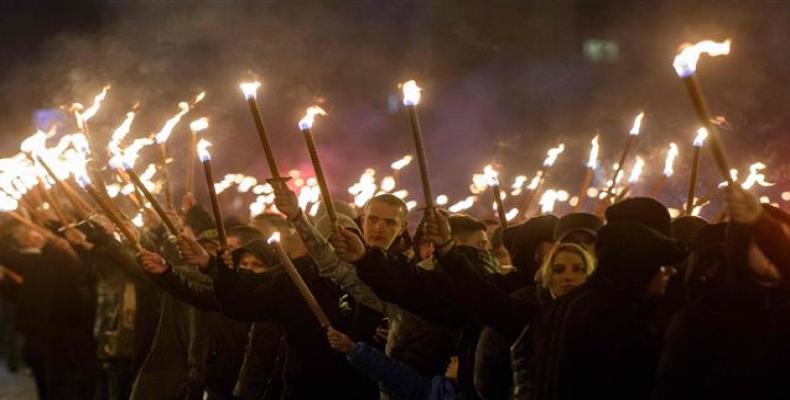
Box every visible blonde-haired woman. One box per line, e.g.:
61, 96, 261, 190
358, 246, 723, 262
539, 243, 597, 299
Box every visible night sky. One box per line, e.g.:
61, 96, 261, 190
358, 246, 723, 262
1, 1, 788, 216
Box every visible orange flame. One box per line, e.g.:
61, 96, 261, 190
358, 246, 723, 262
587, 135, 600, 169
401, 80, 422, 106
155, 102, 190, 144
390, 155, 413, 170
298, 106, 328, 130
197, 139, 212, 162
190, 117, 209, 132
74, 85, 111, 129
693, 127, 708, 147
240, 82, 261, 100
628, 156, 645, 183
629, 112, 645, 136
673, 39, 731, 78
543, 144, 566, 167
663, 143, 679, 177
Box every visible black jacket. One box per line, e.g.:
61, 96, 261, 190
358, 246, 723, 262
214, 251, 381, 399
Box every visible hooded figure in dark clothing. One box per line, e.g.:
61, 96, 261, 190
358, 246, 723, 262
531, 220, 687, 400
653, 187, 790, 400
212, 237, 382, 399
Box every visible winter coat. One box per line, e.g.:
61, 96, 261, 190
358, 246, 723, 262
153, 263, 280, 399
354, 246, 489, 400
347, 341, 456, 400
531, 223, 687, 400
653, 221, 790, 400
213, 240, 381, 400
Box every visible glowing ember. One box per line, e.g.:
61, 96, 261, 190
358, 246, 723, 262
628, 156, 645, 183
663, 143, 679, 177
781, 192, 790, 202
629, 112, 645, 136
298, 106, 328, 130
759, 196, 770, 204
240, 81, 261, 100
436, 194, 448, 206
587, 135, 600, 169
401, 80, 422, 106
543, 144, 566, 167
673, 39, 732, 78
155, 102, 190, 144
190, 117, 209, 132
693, 127, 709, 147
569, 196, 579, 207
391, 155, 413, 170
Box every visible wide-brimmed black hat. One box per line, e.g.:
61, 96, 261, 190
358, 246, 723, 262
554, 212, 604, 242
606, 197, 671, 236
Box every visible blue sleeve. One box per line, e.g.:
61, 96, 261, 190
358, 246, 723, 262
346, 342, 432, 400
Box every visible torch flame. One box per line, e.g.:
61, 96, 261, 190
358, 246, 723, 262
192, 92, 206, 105
298, 106, 328, 130
673, 39, 732, 78
390, 155, 413, 170
240, 81, 261, 100
663, 143, 679, 177
109, 112, 136, 154
483, 164, 499, 186
587, 135, 600, 169
74, 85, 111, 128
628, 156, 645, 183
448, 196, 477, 213
629, 112, 645, 136
155, 102, 190, 144
20, 130, 49, 156
401, 80, 421, 106
539, 190, 559, 214
71, 133, 91, 155
436, 194, 448, 206
197, 139, 212, 162
741, 162, 774, 189
693, 127, 709, 147
267, 231, 281, 244
543, 144, 566, 167
190, 117, 209, 132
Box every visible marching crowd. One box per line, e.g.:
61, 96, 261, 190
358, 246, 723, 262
0, 178, 788, 400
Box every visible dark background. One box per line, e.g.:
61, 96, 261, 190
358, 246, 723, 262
1, 1, 788, 216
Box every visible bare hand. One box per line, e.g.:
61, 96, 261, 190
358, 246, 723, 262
326, 327, 354, 354
329, 228, 366, 262
177, 234, 211, 270
139, 249, 169, 274
271, 181, 301, 219
425, 208, 452, 247
726, 186, 763, 224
